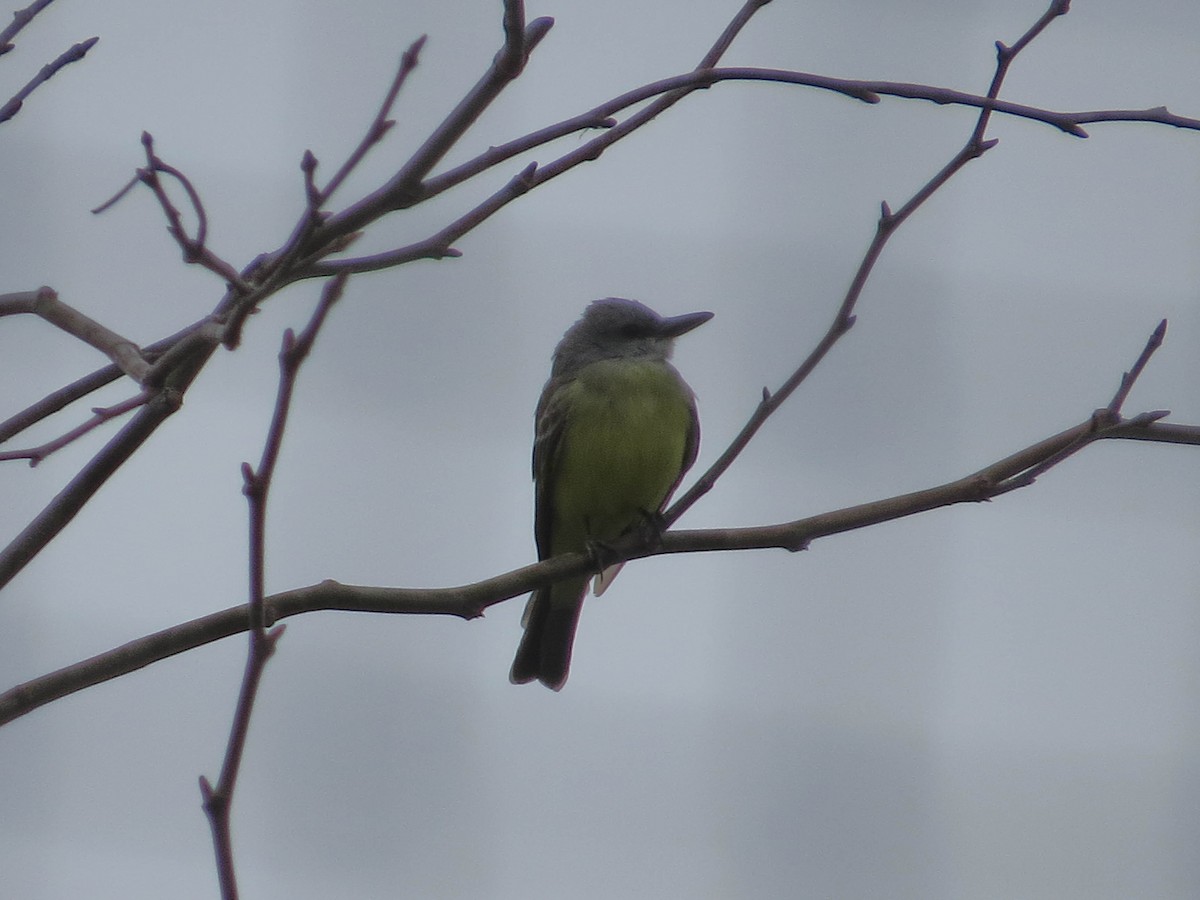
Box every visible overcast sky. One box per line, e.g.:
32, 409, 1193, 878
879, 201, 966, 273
2, 1, 1199, 898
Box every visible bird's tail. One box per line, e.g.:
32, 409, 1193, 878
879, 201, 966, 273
509, 577, 588, 691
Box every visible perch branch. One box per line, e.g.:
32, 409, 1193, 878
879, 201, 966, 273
1, 399, 1188, 727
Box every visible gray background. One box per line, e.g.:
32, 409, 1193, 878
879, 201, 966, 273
2, 1, 1199, 897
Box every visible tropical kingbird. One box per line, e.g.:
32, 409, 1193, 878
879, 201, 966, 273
510, 297, 713, 690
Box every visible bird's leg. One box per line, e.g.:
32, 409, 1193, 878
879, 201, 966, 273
583, 508, 665, 573
632, 508, 667, 549
582, 536, 622, 577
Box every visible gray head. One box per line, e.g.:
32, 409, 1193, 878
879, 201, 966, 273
551, 297, 713, 378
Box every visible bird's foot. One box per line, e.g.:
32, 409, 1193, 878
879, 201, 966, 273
633, 508, 667, 548
582, 537, 621, 576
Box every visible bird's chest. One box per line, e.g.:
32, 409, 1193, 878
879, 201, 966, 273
553, 361, 691, 525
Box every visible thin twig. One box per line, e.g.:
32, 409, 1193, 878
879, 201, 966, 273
986, 320, 1172, 495
260, 35, 429, 286
498, 0, 527, 75
304, 165, 535, 275
0, 384, 191, 590
92, 133, 251, 291
199, 274, 347, 900
418, 67, 1198, 209
389, 2, 542, 192
1108, 318, 1166, 413
664, 0, 1071, 528
573, 68, 1200, 139
0, 34, 98, 124
317, 36, 427, 206
974, 0, 1070, 142
0, 318, 209, 445
0, 0, 55, 50
308, 0, 772, 275
0, 390, 151, 466
89, 173, 140, 215
296, 13, 554, 254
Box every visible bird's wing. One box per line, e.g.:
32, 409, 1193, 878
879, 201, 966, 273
662, 376, 702, 509
532, 374, 573, 560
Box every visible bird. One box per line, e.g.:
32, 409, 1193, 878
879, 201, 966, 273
510, 297, 712, 690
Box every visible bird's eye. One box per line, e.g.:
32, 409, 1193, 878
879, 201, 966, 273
618, 323, 644, 338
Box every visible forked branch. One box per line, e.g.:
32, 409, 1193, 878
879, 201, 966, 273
200, 274, 346, 900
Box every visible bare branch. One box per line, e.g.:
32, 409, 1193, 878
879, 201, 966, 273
0, 318, 209, 445
0, 390, 151, 466
390, 9, 547, 192
296, 13, 554, 254
2, 396, 1189, 726
200, 275, 345, 897
1108, 318, 1166, 413
0, 287, 152, 382
549, 65, 1200, 139
304, 164, 535, 275
0, 34, 98, 123
261, 36, 429, 287
700, 0, 774, 66
315, 36, 427, 207
0, 0, 55, 50
0, 331, 216, 590
420, 68, 1197, 207
92, 133, 251, 291
665, 0, 1069, 528
973, 0, 1068, 143
1107, 421, 1200, 445
498, 0, 528, 77
0, 1, 97, 122
303, 4, 1200, 281
944, 320, 1173, 496
308, 0, 773, 275
663, 417, 1175, 556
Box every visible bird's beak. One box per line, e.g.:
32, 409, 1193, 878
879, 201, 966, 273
658, 310, 714, 338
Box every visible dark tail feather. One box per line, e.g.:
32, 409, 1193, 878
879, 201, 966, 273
509, 580, 586, 691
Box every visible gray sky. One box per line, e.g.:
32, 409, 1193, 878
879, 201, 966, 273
2, 1, 1199, 898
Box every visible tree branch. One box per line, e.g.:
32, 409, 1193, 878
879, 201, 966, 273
0, 20, 97, 125
0, 390, 151, 466
2, 400, 1188, 726
0, 0, 54, 50
298, 11, 554, 256
304, 0, 777, 276
666, 0, 1070, 527
305, 7, 1200, 279
0, 287, 151, 382
0, 318, 210, 445
0, 316, 228, 591
3, 0, 1196, 729
199, 275, 344, 900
